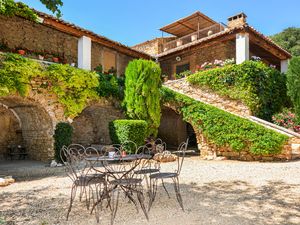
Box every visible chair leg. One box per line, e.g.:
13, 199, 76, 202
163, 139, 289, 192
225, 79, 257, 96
173, 177, 184, 211
110, 189, 120, 225
137, 188, 149, 221
67, 184, 77, 220
148, 178, 158, 212
161, 179, 170, 198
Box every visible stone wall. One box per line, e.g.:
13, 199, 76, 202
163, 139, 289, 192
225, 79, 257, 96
0, 15, 136, 75
132, 37, 176, 56
72, 100, 124, 145
160, 40, 235, 79
0, 15, 78, 64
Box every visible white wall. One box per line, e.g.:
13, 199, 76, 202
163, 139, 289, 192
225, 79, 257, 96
236, 33, 249, 64
78, 36, 91, 70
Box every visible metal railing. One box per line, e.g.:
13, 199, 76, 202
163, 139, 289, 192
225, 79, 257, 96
162, 23, 226, 52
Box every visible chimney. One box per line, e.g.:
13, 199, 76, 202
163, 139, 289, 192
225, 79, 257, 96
227, 13, 247, 28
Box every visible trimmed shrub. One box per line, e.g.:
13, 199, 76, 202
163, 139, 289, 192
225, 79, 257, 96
123, 59, 161, 136
187, 61, 288, 121
161, 87, 288, 155
96, 73, 124, 100
53, 122, 73, 162
109, 120, 148, 153
286, 56, 300, 122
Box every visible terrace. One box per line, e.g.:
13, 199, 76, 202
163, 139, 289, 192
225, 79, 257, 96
160, 11, 226, 52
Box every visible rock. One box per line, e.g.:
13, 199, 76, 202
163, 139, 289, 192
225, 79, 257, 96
50, 160, 57, 167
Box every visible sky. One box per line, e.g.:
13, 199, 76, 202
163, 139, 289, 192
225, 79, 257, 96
20, 0, 300, 46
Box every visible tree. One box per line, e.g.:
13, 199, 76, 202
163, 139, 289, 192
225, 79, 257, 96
123, 59, 162, 136
270, 27, 300, 56
39, 0, 63, 17
286, 57, 300, 121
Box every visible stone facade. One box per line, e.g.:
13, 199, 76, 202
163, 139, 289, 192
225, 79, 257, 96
132, 37, 176, 56
72, 100, 124, 145
159, 41, 235, 79
0, 15, 136, 75
0, 77, 125, 161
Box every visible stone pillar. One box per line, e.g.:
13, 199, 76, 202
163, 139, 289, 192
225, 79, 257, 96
78, 36, 91, 70
281, 59, 288, 73
236, 33, 249, 64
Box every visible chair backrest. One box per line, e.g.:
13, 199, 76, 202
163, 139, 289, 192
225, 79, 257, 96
145, 138, 167, 154
175, 139, 189, 175
84, 146, 101, 174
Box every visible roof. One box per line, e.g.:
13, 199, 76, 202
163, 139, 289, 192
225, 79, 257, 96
34, 10, 151, 59
160, 11, 218, 37
157, 24, 292, 59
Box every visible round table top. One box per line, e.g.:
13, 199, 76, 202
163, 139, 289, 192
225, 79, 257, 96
85, 154, 152, 162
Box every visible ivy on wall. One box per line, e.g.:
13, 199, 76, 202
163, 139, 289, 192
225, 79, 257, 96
0, 53, 99, 117
0, 53, 43, 96
46, 64, 99, 117
187, 61, 289, 121
161, 87, 288, 155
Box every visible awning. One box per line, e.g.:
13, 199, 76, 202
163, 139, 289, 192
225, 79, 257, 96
160, 11, 218, 37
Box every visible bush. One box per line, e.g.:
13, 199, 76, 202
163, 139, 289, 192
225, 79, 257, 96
96, 73, 124, 100
161, 87, 288, 155
187, 61, 288, 121
123, 59, 161, 136
272, 108, 300, 133
53, 122, 73, 162
109, 120, 148, 153
286, 56, 300, 122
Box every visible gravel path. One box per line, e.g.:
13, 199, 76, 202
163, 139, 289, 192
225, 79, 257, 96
1, 158, 300, 225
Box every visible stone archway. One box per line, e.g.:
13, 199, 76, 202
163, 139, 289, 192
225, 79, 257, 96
72, 101, 124, 146
158, 106, 198, 149
0, 96, 54, 161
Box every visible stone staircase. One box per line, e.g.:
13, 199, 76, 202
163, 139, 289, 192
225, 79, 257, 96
164, 78, 300, 160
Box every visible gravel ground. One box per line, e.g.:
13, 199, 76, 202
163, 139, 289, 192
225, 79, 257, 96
1, 158, 300, 225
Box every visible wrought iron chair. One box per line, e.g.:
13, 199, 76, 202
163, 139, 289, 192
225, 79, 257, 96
102, 147, 149, 225
61, 145, 105, 222
148, 139, 189, 212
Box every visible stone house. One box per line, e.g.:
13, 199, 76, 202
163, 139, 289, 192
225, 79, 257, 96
133, 11, 292, 79
0, 11, 150, 76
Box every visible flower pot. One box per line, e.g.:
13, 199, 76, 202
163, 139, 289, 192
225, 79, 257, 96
52, 57, 59, 63
17, 49, 25, 55
38, 55, 44, 60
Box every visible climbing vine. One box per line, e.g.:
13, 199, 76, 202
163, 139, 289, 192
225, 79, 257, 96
161, 87, 288, 155
0, 53, 99, 117
0, 53, 43, 96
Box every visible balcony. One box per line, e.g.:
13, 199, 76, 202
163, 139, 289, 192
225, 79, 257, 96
162, 23, 226, 52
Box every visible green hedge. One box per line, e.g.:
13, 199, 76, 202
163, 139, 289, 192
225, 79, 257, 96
161, 87, 288, 155
53, 122, 73, 162
96, 73, 125, 100
109, 120, 147, 153
187, 61, 288, 121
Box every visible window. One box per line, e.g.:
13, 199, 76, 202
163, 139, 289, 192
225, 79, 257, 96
176, 63, 190, 74
103, 50, 116, 73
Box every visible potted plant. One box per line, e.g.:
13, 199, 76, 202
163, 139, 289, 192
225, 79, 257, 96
16, 48, 26, 55
52, 54, 60, 63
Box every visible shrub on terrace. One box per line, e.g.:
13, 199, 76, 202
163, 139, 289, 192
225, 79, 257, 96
187, 60, 288, 121
53, 122, 73, 162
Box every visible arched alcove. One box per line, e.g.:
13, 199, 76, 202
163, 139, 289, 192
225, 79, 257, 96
0, 96, 54, 161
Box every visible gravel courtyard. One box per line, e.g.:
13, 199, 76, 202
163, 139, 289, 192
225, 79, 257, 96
1, 158, 300, 225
